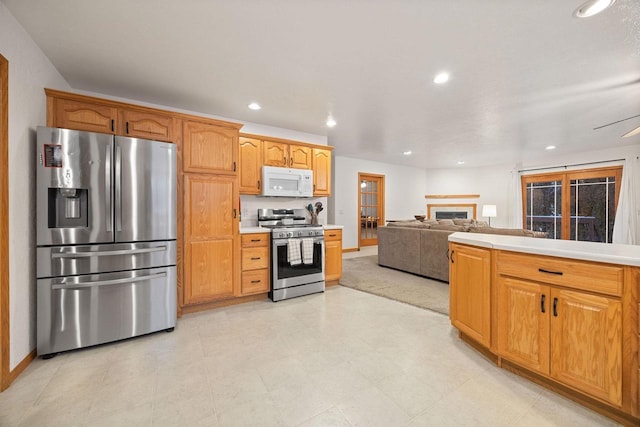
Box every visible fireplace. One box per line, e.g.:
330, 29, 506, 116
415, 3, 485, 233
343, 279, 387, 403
427, 203, 477, 220
435, 211, 468, 219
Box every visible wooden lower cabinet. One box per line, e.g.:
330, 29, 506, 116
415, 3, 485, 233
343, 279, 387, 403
183, 174, 239, 304
497, 277, 550, 375
550, 288, 622, 406
324, 229, 342, 284
240, 233, 270, 296
449, 243, 491, 348
497, 278, 623, 406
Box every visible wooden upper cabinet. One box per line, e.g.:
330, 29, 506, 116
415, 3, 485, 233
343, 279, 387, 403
313, 148, 332, 196
289, 144, 312, 169
119, 109, 175, 142
239, 137, 262, 194
53, 98, 117, 134
263, 141, 288, 167
183, 120, 238, 174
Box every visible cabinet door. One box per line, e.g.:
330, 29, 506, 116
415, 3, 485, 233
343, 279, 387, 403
289, 144, 312, 169
312, 148, 332, 196
53, 98, 117, 134
184, 175, 239, 303
184, 121, 238, 174
449, 243, 491, 347
497, 277, 550, 375
263, 141, 288, 167
119, 109, 175, 142
325, 231, 342, 282
239, 137, 262, 194
550, 289, 622, 406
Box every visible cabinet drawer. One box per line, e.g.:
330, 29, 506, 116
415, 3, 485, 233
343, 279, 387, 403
497, 251, 623, 297
241, 233, 270, 247
242, 247, 269, 270
242, 269, 270, 295
325, 229, 342, 242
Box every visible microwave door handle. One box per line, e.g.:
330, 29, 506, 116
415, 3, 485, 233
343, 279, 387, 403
105, 145, 112, 232
51, 272, 167, 290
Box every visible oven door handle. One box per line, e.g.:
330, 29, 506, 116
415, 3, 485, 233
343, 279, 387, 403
274, 237, 324, 246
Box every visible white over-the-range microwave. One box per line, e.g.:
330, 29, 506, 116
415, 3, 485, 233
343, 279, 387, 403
261, 166, 313, 198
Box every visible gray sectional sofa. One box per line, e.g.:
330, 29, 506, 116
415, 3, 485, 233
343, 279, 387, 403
378, 219, 547, 282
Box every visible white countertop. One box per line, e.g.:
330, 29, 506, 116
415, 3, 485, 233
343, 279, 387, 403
324, 224, 344, 230
448, 232, 640, 267
239, 227, 271, 234
240, 224, 343, 234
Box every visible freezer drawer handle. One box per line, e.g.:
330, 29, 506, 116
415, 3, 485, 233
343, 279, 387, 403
52, 272, 167, 290
52, 246, 167, 258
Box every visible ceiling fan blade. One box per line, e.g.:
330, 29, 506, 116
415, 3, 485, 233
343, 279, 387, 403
622, 124, 640, 138
593, 113, 640, 130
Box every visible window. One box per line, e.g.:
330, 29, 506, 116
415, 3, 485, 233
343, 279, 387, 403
521, 166, 622, 242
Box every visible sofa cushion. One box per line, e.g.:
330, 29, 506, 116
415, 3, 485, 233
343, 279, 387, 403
468, 226, 531, 236
429, 224, 468, 232
452, 219, 474, 226
387, 220, 430, 229
436, 219, 455, 225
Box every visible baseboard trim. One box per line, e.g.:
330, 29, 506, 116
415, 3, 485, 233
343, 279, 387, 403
181, 293, 269, 315
342, 247, 359, 253
7, 349, 36, 386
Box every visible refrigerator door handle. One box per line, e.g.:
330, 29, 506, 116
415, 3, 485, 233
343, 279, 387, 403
51, 272, 167, 290
115, 144, 122, 232
105, 145, 112, 232
52, 246, 167, 259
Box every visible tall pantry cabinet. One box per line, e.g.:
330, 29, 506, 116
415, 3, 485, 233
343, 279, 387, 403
182, 120, 242, 306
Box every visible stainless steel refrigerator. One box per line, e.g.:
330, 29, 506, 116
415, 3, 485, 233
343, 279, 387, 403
36, 126, 177, 357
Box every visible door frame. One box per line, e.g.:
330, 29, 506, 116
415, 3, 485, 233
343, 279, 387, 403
358, 172, 385, 248
0, 53, 10, 391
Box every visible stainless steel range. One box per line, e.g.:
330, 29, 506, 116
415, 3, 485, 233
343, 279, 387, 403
257, 209, 325, 301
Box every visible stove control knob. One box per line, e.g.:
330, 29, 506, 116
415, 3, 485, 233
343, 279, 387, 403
298, 231, 303, 237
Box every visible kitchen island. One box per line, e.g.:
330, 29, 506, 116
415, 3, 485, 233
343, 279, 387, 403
447, 232, 639, 426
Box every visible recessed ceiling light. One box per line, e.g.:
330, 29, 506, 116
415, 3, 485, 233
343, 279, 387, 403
403, 150, 412, 156
433, 72, 450, 84
545, 145, 556, 150
573, 0, 616, 18
248, 102, 261, 110
457, 160, 465, 165
326, 117, 337, 128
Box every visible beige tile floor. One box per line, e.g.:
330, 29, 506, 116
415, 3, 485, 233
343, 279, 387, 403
0, 286, 620, 426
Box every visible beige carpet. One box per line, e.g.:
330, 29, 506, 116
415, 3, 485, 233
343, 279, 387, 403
340, 255, 450, 315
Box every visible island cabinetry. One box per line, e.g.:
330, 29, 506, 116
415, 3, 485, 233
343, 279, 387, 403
312, 148, 332, 196
46, 89, 176, 142
239, 136, 263, 194
449, 242, 491, 348
240, 233, 270, 295
496, 251, 623, 407
324, 229, 342, 285
183, 174, 239, 304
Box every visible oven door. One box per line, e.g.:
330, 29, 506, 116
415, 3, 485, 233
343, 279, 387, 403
272, 237, 324, 289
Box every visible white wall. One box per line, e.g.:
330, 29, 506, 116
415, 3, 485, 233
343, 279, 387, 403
333, 156, 427, 249
0, 3, 71, 369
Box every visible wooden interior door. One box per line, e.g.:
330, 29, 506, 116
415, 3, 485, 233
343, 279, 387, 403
358, 173, 385, 247
0, 54, 9, 391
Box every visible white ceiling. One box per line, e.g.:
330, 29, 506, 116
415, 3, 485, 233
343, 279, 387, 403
4, 0, 640, 168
